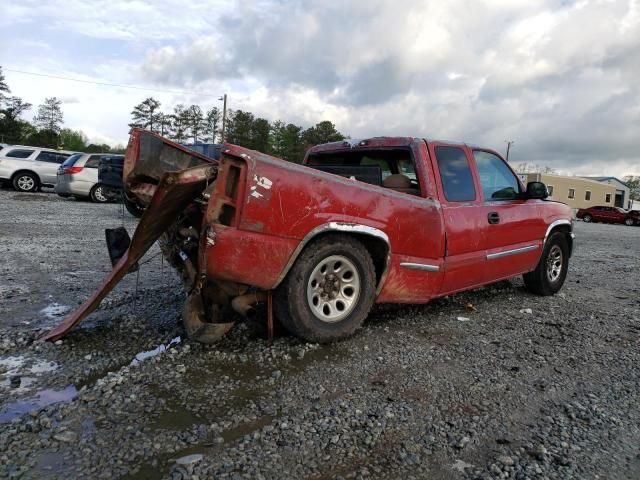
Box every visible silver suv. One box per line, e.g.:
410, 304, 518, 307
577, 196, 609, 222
0, 145, 76, 192
55, 153, 124, 202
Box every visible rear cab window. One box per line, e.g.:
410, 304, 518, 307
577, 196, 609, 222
434, 146, 476, 202
306, 148, 421, 195
4, 149, 35, 159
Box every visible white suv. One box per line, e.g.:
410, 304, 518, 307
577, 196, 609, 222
0, 145, 77, 192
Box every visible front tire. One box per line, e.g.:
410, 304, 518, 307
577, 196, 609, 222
523, 231, 569, 296
582, 214, 592, 223
274, 234, 376, 343
12, 172, 39, 192
624, 218, 634, 226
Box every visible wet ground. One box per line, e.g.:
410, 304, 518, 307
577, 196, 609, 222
0, 187, 639, 479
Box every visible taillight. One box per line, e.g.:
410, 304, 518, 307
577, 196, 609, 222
64, 166, 84, 174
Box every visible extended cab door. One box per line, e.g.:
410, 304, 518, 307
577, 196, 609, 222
428, 143, 486, 294
473, 150, 545, 282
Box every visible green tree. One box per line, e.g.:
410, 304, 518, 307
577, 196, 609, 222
250, 117, 271, 152
33, 97, 64, 133
26, 129, 60, 148
0, 66, 9, 104
624, 175, 640, 202
85, 143, 112, 153
184, 105, 206, 143
270, 120, 305, 161
168, 104, 189, 143
129, 97, 161, 132
301, 120, 345, 148
203, 106, 221, 142
157, 112, 172, 137
225, 110, 254, 147
59, 128, 88, 151
4, 97, 32, 119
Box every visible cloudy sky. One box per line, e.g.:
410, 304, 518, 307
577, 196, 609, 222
2, 0, 639, 176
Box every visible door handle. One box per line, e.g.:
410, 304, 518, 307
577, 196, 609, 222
488, 212, 500, 224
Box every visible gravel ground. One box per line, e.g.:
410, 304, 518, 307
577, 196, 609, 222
0, 187, 639, 480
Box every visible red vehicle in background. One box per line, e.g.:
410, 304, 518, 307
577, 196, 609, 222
44, 130, 576, 345
576, 206, 639, 226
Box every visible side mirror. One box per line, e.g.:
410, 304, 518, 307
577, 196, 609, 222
526, 181, 548, 199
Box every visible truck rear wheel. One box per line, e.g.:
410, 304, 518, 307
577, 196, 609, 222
523, 231, 569, 296
274, 234, 376, 343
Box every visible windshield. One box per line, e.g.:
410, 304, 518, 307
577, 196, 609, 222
61, 153, 83, 167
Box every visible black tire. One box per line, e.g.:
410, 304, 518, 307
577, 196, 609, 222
274, 234, 376, 343
582, 214, 592, 223
523, 231, 569, 296
12, 171, 39, 192
123, 195, 145, 218
624, 218, 634, 226
90, 184, 109, 203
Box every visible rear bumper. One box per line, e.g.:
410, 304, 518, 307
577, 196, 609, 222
55, 176, 93, 197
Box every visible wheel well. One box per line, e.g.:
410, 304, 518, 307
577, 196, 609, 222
305, 231, 390, 288
11, 170, 40, 185
548, 225, 573, 256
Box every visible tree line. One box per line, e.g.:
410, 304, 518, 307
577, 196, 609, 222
129, 97, 346, 163
0, 66, 124, 153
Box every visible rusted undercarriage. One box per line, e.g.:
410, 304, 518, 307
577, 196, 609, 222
43, 130, 265, 344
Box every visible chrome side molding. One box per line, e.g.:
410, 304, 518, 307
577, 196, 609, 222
400, 262, 440, 272
486, 244, 538, 260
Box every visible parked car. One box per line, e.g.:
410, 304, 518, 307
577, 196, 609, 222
0, 145, 76, 192
55, 153, 124, 202
44, 129, 575, 345
576, 206, 639, 226
96, 154, 146, 216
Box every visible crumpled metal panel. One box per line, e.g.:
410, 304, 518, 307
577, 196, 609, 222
41, 163, 217, 342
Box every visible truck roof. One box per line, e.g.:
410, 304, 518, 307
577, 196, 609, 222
307, 137, 481, 154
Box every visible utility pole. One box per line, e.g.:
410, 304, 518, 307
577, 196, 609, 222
219, 94, 227, 143
505, 140, 514, 162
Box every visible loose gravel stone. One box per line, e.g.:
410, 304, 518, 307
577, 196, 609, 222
1, 190, 639, 479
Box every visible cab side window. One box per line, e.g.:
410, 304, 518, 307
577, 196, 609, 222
473, 150, 520, 200
434, 146, 476, 202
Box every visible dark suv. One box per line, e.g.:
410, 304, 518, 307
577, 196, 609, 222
576, 206, 639, 226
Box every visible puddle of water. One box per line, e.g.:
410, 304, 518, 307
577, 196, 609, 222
131, 336, 181, 366
0, 385, 78, 423
40, 303, 71, 319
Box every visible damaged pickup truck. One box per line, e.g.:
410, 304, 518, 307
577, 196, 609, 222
44, 129, 574, 344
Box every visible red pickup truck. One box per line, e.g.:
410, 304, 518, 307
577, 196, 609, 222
44, 130, 575, 344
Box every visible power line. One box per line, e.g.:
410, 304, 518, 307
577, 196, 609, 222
4, 68, 220, 98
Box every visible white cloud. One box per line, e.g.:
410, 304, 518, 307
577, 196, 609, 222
2, 0, 639, 176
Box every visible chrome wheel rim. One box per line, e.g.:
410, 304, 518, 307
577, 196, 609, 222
583, 215, 591, 222
94, 186, 108, 202
546, 245, 563, 283
17, 176, 34, 191
625, 218, 633, 226
307, 255, 360, 323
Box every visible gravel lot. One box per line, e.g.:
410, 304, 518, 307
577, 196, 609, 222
0, 187, 639, 480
